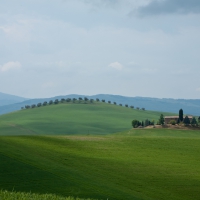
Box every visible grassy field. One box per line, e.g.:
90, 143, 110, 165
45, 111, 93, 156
0, 101, 174, 135
0, 102, 199, 199
0, 129, 200, 200
0, 190, 96, 200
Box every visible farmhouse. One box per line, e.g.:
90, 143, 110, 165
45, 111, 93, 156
164, 116, 193, 124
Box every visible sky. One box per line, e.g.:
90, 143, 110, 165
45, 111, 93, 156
0, 0, 200, 99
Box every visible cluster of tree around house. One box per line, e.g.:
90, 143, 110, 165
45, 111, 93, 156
132, 109, 200, 128
162, 109, 199, 126
21, 97, 146, 111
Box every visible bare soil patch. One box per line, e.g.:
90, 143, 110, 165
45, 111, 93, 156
146, 124, 200, 130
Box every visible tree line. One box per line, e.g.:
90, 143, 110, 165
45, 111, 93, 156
132, 119, 155, 128
21, 97, 146, 111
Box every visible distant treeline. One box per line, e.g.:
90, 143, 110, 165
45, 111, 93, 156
22, 97, 146, 111
132, 119, 155, 128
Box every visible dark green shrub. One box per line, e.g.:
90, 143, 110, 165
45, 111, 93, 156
169, 120, 176, 125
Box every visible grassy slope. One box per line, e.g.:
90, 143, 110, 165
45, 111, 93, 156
1, 129, 200, 200
0, 102, 174, 135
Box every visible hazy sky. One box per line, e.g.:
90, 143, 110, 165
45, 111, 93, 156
0, 0, 200, 99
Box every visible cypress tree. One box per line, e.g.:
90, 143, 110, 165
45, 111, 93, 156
183, 116, 190, 125
179, 109, 183, 122
159, 114, 165, 125
191, 117, 197, 126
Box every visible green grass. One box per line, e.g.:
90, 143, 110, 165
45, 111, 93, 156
1, 129, 200, 200
0, 190, 97, 200
0, 102, 174, 135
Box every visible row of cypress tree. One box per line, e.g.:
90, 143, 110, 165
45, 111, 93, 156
22, 97, 145, 111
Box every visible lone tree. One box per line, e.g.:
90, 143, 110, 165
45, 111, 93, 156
54, 99, 59, 104
198, 116, 200, 123
66, 98, 71, 102
179, 109, 183, 122
72, 98, 77, 103
191, 117, 198, 126
37, 103, 42, 107
31, 104, 36, 108
84, 97, 88, 101
158, 114, 165, 125
183, 116, 190, 125
61, 98, 65, 103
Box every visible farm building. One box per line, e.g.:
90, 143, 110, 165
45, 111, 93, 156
164, 116, 193, 124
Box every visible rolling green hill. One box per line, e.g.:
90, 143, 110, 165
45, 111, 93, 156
0, 101, 175, 136
1, 101, 199, 200
0, 130, 200, 200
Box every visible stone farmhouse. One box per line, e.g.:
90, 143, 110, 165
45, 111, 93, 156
164, 116, 193, 124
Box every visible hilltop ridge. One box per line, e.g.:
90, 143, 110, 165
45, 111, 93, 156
0, 93, 199, 116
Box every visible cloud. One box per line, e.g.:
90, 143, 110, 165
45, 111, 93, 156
84, 0, 119, 7
196, 88, 200, 92
136, 0, 200, 16
83, 0, 150, 8
0, 23, 31, 42
0, 61, 21, 72
108, 62, 124, 70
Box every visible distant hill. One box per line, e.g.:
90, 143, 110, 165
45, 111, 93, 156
92, 95, 200, 116
0, 101, 173, 135
0, 94, 199, 116
0, 92, 28, 106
